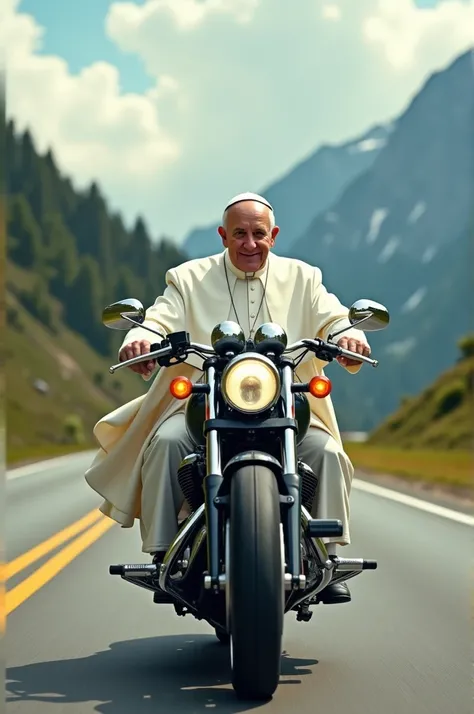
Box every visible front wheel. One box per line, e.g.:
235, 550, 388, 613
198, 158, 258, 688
227, 464, 284, 700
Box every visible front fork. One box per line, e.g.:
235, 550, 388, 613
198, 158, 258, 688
280, 362, 305, 591
202, 360, 224, 592
201, 359, 304, 592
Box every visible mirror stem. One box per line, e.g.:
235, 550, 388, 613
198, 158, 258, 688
120, 313, 166, 340
328, 314, 373, 342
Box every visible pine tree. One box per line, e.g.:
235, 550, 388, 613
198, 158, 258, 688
42, 212, 79, 300
7, 194, 43, 268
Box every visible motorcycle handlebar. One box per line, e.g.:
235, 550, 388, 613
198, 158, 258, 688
338, 346, 378, 367
109, 335, 378, 374
109, 344, 173, 374
288, 338, 378, 368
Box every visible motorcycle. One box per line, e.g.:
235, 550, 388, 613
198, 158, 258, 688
102, 297, 389, 700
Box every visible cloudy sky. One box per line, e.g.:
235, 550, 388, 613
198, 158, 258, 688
4, 0, 474, 244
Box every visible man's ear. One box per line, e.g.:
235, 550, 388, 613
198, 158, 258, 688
218, 225, 227, 246
270, 226, 280, 245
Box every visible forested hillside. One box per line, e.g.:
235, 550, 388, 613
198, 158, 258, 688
6, 120, 186, 356
5, 120, 187, 463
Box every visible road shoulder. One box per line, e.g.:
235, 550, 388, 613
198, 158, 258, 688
354, 468, 473, 516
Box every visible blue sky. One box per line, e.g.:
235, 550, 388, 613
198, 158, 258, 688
10, 0, 473, 241
20, 0, 151, 93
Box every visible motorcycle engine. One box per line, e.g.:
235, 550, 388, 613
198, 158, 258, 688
177, 452, 318, 514
298, 460, 319, 512
177, 451, 206, 513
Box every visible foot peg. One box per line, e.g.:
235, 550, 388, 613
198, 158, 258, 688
307, 519, 343, 538
109, 563, 157, 577
110, 565, 124, 575
332, 557, 378, 571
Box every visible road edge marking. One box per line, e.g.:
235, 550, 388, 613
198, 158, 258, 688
6, 517, 116, 615
353, 478, 474, 526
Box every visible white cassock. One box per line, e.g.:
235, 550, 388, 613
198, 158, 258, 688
84, 249, 369, 552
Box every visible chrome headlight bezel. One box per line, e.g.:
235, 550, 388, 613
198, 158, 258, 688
220, 353, 281, 415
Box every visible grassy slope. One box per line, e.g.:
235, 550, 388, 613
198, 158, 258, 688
6, 263, 147, 465
367, 355, 474, 451
345, 354, 473, 492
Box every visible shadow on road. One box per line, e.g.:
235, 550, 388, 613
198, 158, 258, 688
6, 634, 318, 712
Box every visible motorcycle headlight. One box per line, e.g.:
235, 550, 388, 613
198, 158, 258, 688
221, 354, 280, 414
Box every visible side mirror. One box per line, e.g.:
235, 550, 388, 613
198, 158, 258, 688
348, 299, 390, 331
102, 298, 145, 331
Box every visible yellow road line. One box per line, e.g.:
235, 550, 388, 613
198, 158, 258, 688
0, 585, 4, 635
6, 517, 115, 615
6, 508, 103, 580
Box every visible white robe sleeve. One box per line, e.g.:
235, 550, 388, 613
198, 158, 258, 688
310, 267, 369, 374
117, 269, 186, 379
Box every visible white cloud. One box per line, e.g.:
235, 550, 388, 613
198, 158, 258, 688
322, 4, 342, 21
4, 0, 474, 242
110, 0, 259, 32
3, 0, 179, 216
363, 0, 474, 71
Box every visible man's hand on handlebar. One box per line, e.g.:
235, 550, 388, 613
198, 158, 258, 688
119, 340, 156, 376
336, 337, 371, 367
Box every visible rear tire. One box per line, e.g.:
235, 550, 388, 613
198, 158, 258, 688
228, 464, 284, 700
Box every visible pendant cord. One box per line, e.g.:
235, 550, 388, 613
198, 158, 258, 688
223, 257, 270, 337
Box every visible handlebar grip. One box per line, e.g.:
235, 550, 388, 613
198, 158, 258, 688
338, 347, 378, 368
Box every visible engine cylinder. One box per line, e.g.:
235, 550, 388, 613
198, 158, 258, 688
298, 461, 319, 512
177, 453, 205, 513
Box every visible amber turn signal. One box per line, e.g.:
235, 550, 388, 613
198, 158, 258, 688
170, 376, 193, 399
308, 375, 332, 398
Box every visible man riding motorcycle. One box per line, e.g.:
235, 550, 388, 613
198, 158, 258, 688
85, 192, 371, 604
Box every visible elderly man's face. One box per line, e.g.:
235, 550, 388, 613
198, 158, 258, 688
218, 201, 279, 273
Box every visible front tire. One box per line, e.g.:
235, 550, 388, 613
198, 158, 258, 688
215, 627, 230, 645
228, 464, 284, 700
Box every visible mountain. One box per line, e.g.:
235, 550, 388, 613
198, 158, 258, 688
182, 124, 393, 259
287, 49, 474, 431
5, 120, 187, 463
291, 50, 474, 263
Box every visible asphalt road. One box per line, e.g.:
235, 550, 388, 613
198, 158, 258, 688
5, 452, 472, 714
